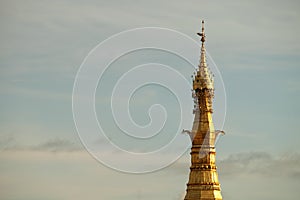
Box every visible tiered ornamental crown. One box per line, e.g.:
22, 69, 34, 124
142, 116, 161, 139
193, 20, 214, 91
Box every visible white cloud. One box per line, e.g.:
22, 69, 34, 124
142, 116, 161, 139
1, 150, 299, 200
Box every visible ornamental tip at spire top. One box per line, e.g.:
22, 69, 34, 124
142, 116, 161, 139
201, 20, 205, 43
197, 20, 206, 43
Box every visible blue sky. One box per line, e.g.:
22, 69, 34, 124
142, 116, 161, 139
0, 0, 300, 199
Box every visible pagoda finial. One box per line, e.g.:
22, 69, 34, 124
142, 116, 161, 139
197, 20, 206, 43
193, 20, 214, 91
201, 20, 205, 43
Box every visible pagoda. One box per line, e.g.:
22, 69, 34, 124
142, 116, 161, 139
184, 21, 223, 200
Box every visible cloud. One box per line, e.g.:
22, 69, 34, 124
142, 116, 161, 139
1, 137, 83, 153
31, 138, 82, 152
167, 151, 300, 180
0, 133, 15, 151
0, 149, 299, 200
219, 151, 300, 179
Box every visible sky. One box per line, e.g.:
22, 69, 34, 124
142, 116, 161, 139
1, 0, 300, 199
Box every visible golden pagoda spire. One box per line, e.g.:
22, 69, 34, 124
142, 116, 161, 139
184, 20, 223, 200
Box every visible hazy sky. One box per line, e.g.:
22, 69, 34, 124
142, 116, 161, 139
1, 0, 300, 199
